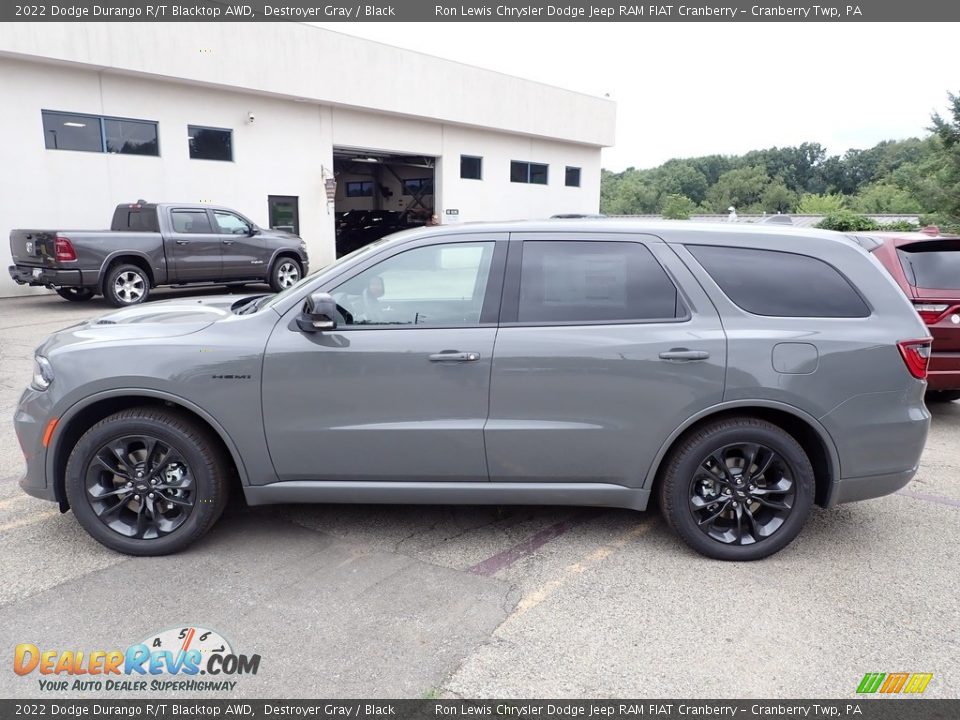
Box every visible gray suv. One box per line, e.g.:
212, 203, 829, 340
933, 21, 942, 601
13, 221, 931, 560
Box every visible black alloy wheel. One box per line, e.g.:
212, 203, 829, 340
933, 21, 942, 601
84, 434, 196, 540
688, 443, 796, 546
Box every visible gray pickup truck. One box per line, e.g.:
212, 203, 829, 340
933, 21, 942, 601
8, 201, 309, 306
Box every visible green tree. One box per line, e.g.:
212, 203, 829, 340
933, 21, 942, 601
660, 194, 697, 220
760, 179, 798, 213
796, 193, 847, 214
849, 181, 923, 214
705, 165, 770, 212
651, 161, 709, 204
931, 91, 960, 219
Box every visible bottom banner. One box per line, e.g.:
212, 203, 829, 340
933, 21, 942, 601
0, 700, 957, 720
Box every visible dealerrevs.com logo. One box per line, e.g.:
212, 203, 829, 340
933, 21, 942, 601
13, 626, 260, 693
856, 672, 933, 694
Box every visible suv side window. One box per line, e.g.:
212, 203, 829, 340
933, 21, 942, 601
170, 209, 213, 234
688, 245, 870, 318
214, 211, 250, 235
331, 242, 495, 327
517, 241, 682, 323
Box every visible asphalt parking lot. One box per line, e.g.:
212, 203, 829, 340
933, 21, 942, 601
1, 289, 958, 699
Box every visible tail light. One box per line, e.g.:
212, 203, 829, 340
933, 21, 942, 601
913, 303, 949, 324
54, 235, 77, 262
897, 339, 933, 380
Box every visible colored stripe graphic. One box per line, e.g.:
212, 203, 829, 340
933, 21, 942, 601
857, 673, 886, 693
880, 672, 909, 693
857, 672, 932, 694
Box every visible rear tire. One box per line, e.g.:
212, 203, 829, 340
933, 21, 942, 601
65, 407, 229, 556
926, 390, 960, 403
269, 257, 302, 292
658, 417, 814, 561
55, 287, 95, 302
103, 263, 150, 307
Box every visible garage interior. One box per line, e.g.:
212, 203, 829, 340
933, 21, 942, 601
334, 148, 436, 257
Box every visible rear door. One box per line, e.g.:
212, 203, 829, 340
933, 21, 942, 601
165, 208, 222, 282
485, 233, 726, 487
212, 209, 264, 280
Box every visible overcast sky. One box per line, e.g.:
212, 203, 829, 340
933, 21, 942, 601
313, 22, 958, 172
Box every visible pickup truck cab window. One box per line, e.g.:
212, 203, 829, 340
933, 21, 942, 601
332, 242, 495, 327
171, 209, 214, 234
214, 211, 251, 235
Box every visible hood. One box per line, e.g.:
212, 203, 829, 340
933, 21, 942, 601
50, 294, 257, 345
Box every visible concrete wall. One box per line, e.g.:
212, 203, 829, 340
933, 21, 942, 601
0, 24, 612, 297
0, 22, 615, 147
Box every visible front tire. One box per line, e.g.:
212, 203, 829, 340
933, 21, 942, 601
65, 407, 229, 556
269, 257, 302, 292
55, 287, 95, 302
103, 263, 150, 307
658, 417, 814, 561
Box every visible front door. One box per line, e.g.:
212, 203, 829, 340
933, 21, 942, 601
166, 208, 222, 282
485, 234, 727, 487
261, 234, 507, 483
213, 209, 264, 281
268, 195, 299, 235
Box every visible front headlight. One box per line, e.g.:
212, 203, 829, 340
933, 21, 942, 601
299, 240, 307, 255
31, 356, 54, 391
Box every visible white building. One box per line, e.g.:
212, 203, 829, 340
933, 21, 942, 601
0, 23, 616, 297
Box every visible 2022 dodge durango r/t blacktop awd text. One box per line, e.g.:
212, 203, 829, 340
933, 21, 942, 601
14, 220, 931, 560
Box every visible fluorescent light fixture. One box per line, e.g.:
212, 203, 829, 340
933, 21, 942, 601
187, 136, 194, 140
352, 157, 380, 163
63, 122, 86, 128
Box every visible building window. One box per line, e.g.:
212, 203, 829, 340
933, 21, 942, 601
511, 161, 549, 185
345, 181, 374, 198
41, 111, 102, 152
565, 166, 581, 187
403, 178, 433, 195
41, 110, 159, 156
188, 125, 233, 161
461, 155, 483, 180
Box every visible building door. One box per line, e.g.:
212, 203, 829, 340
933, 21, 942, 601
268, 195, 299, 235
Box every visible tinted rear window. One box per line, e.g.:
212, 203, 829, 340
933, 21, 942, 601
518, 241, 682, 323
898, 240, 960, 289
111, 207, 159, 232
688, 245, 869, 318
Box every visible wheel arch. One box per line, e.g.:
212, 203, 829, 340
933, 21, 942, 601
47, 390, 249, 511
644, 401, 840, 508
100, 253, 156, 289
268, 250, 303, 278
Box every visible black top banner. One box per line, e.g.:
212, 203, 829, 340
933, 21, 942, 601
4, 0, 960, 22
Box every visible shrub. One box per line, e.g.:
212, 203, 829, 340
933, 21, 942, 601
815, 211, 880, 232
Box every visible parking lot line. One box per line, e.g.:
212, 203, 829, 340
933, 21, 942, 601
897, 488, 960, 508
0, 508, 59, 533
504, 517, 657, 624
467, 512, 595, 576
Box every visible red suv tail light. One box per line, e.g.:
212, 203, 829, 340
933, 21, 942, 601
913, 302, 949, 324
897, 339, 933, 380
54, 235, 77, 262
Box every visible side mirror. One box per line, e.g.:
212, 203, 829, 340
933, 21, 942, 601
248, 226, 259, 236
296, 291, 337, 333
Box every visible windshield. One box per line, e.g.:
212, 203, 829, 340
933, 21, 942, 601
258, 236, 397, 312
898, 240, 960, 289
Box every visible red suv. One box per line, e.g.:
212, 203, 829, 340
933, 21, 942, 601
869, 227, 960, 401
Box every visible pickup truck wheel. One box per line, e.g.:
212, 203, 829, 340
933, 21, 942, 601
55, 287, 95, 302
104, 264, 150, 307
65, 407, 229, 556
269, 258, 302, 292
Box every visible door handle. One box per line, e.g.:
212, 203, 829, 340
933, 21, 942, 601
222, 239, 234, 245
429, 351, 480, 362
175, 239, 190, 245
659, 349, 710, 361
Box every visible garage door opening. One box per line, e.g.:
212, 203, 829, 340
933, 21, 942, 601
334, 148, 436, 257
